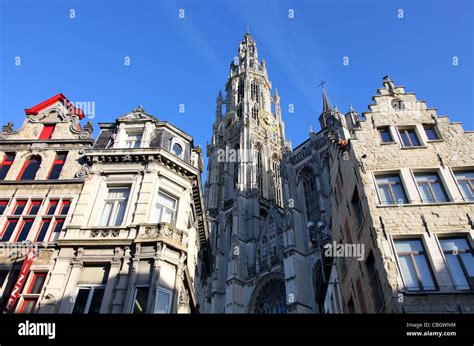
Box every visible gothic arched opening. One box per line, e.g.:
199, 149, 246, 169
253, 278, 287, 314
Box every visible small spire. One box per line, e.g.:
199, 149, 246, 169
217, 90, 223, 101
309, 125, 314, 133
349, 104, 355, 113
322, 88, 332, 113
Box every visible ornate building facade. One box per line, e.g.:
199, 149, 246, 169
0, 98, 211, 314
204, 33, 474, 314
0, 94, 93, 313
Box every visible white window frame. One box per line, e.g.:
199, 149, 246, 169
154, 287, 173, 313
170, 137, 186, 159
100, 186, 131, 226
155, 191, 178, 226
72, 284, 106, 314
124, 131, 143, 148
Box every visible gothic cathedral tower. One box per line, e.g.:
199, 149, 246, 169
204, 33, 288, 313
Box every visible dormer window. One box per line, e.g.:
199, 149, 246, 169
125, 132, 142, 148
170, 137, 185, 159
172, 143, 183, 157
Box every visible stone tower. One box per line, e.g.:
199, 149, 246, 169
204, 33, 288, 313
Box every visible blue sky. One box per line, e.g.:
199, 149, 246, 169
0, 0, 472, 161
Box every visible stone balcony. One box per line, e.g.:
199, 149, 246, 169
59, 223, 188, 250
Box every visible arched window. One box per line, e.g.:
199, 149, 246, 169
299, 167, 319, 222
233, 145, 239, 188
251, 80, 259, 104
237, 105, 242, 119
172, 143, 183, 157
313, 263, 325, 313
18, 155, 41, 180
254, 278, 287, 314
272, 160, 282, 206
251, 106, 259, 121
238, 79, 244, 103
256, 147, 263, 194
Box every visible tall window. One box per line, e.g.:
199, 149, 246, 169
0, 153, 15, 180
155, 192, 177, 225
100, 187, 130, 226
414, 172, 449, 203
238, 79, 244, 103
378, 127, 393, 143
399, 128, 421, 147
233, 145, 239, 189
351, 188, 364, 225
1, 219, 18, 241
172, 143, 183, 157
256, 149, 263, 194
125, 132, 142, 148
38, 124, 55, 139
440, 237, 474, 291
0, 200, 8, 215
155, 287, 173, 313
72, 266, 108, 314
48, 152, 67, 180
18, 273, 46, 313
132, 286, 150, 314
394, 239, 437, 291
16, 218, 34, 242
252, 106, 259, 120
18, 156, 41, 180
366, 252, 385, 311
302, 169, 318, 221
375, 174, 408, 205
423, 124, 440, 141
272, 160, 282, 206
251, 80, 259, 104
454, 171, 474, 201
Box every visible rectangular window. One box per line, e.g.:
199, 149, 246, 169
28, 273, 47, 294
154, 288, 172, 313
27, 200, 42, 216
72, 286, 105, 314
15, 218, 34, 242
1, 219, 18, 241
125, 132, 142, 148
38, 124, 55, 139
414, 172, 449, 203
50, 219, 64, 240
47, 152, 67, 180
0, 153, 15, 180
378, 127, 393, 143
155, 192, 177, 225
18, 156, 41, 180
35, 219, 51, 242
0, 200, 9, 215
399, 128, 421, 147
366, 253, 384, 312
59, 200, 71, 215
375, 174, 408, 205
132, 286, 150, 314
46, 200, 58, 215
440, 238, 474, 290
13, 200, 27, 215
454, 171, 474, 201
423, 124, 440, 141
351, 188, 363, 225
100, 187, 130, 226
394, 239, 437, 291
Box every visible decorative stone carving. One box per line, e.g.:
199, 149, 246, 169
75, 164, 92, 178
